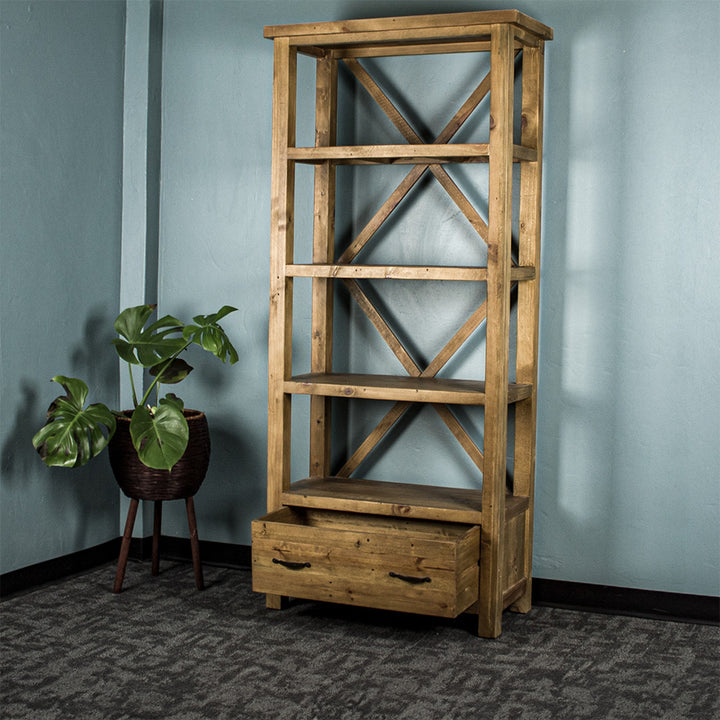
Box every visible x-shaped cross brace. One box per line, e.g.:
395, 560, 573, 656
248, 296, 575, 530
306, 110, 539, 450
331, 57, 519, 477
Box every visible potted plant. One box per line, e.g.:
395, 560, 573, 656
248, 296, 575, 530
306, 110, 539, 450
32, 303, 239, 498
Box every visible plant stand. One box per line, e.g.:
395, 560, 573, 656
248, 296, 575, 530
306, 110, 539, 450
113, 496, 204, 593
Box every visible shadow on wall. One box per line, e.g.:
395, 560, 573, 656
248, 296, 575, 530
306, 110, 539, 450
534, 1, 632, 582
197, 422, 266, 538
1, 380, 41, 483
135, 302, 266, 542
1, 305, 120, 550
147, 413, 266, 542
319, 1, 621, 580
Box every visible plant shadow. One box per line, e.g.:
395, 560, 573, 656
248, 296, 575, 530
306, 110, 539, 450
2, 304, 121, 553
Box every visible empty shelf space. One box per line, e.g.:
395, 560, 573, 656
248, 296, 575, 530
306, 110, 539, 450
284, 373, 532, 405
282, 476, 529, 525
286, 264, 536, 282
286, 144, 536, 164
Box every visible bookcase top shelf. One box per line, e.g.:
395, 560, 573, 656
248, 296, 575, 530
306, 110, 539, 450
264, 11, 554, 49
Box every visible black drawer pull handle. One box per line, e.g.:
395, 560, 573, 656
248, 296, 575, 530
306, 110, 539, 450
273, 558, 311, 570
389, 571, 431, 584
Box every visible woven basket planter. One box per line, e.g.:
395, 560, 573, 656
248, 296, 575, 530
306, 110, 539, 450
108, 410, 211, 501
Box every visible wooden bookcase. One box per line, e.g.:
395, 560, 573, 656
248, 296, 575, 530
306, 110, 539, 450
252, 10, 552, 638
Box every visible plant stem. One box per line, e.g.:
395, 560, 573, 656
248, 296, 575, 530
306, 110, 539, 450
138, 341, 192, 408
128, 365, 139, 407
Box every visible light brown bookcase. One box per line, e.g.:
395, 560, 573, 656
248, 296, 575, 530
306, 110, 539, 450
252, 10, 552, 637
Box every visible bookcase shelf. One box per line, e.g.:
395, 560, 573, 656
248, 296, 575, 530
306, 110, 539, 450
285, 373, 532, 405
286, 265, 536, 281
287, 143, 537, 164
282, 477, 530, 525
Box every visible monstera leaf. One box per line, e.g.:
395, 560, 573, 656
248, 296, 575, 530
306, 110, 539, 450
149, 358, 194, 384
32, 376, 116, 468
182, 305, 239, 364
129, 394, 189, 470
112, 304, 186, 367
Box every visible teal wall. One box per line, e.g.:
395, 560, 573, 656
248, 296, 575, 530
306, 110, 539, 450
0, 0, 126, 572
532, 0, 719, 596
2, 0, 718, 598
156, 0, 719, 597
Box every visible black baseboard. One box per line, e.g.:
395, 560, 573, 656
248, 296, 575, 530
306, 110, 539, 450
0, 536, 250, 599
3, 540, 717, 626
0, 539, 120, 597
532, 577, 719, 625
129, 535, 252, 569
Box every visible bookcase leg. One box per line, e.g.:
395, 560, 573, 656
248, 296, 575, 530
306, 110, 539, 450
477, 532, 504, 638
266, 593, 289, 610
477, 591, 503, 639
511, 580, 532, 614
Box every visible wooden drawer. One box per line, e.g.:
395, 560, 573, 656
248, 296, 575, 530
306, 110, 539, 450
252, 507, 479, 618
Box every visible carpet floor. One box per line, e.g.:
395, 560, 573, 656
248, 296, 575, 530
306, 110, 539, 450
1, 561, 718, 720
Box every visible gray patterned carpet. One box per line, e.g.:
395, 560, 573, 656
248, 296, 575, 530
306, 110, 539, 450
1, 561, 718, 720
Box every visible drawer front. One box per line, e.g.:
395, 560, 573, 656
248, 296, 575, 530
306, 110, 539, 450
252, 507, 479, 618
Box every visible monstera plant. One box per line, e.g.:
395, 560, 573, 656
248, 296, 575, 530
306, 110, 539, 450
32, 304, 238, 472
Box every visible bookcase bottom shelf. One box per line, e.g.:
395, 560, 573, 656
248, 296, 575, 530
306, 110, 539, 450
281, 476, 529, 525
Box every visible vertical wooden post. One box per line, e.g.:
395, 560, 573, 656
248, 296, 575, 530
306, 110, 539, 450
309, 55, 337, 478
266, 37, 297, 609
512, 41, 545, 614
479, 23, 515, 638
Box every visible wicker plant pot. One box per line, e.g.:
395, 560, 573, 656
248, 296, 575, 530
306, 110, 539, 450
108, 410, 211, 501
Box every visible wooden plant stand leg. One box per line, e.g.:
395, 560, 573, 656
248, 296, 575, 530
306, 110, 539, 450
152, 500, 162, 576
185, 496, 204, 591
113, 497, 139, 593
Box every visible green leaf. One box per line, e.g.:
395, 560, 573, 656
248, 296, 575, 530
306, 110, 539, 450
32, 376, 116, 468
129, 395, 188, 470
161, 392, 185, 413
182, 306, 239, 364
149, 358, 194, 384
111, 304, 186, 367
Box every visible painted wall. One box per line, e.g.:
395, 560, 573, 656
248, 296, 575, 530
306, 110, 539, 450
2, 0, 717, 599
156, 0, 719, 597
532, 0, 719, 596
0, 1, 126, 573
